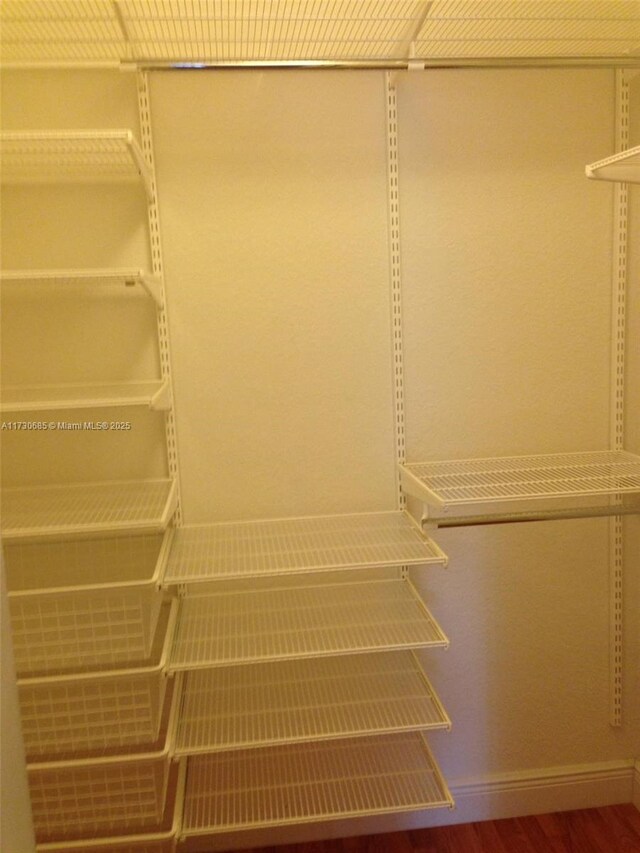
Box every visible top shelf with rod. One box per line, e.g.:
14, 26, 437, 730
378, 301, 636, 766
400, 450, 640, 525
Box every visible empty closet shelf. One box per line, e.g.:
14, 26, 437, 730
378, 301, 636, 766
18, 600, 178, 760
182, 732, 453, 837
175, 650, 450, 756
1, 380, 169, 413
586, 144, 640, 183
1, 478, 178, 541
5, 531, 172, 676
0, 130, 152, 195
28, 674, 180, 844
164, 510, 447, 584
0, 268, 163, 306
35, 759, 185, 853
400, 450, 640, 510
169, 579, 448, 671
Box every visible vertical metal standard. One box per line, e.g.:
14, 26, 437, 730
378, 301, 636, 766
385, 72, 407, 515
137, 70, 183, 527
609, 68, 629, 727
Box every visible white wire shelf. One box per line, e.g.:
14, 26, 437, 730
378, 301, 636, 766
18, 601, 179, 761
36, 759, 185, 853
6, 531, 172, 677
170, 579, 448, 672
165, 511, 447, 585
400, 450, 640, 510
1, 380, 170, 414
0, 130, 152, 197
586, 145, 640, 184
182, 731, 453, 836
2, 1, 639, 66
0, 269, 164, 307
175, 650, 450, 756
1, 479, 178, 542
28, 676, 180, 844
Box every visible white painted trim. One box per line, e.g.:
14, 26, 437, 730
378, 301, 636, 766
633, 761, 640, 811
190, 759, 636, 852
449, 759, 634, 825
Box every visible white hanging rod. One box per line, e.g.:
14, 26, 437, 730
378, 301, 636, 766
422, 504, 640, 528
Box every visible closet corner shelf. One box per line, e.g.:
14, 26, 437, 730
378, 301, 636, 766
586, 145, 640, 184
181, 732, 453, 838
0, 130, 152, 197
1, 478, 177, 541
169, 578, 448, 672
1, 379, 170, 413
0, 269, 164, 307
175, 651, 450, 757
164, 510, 447, 585
400, 450, 640, 514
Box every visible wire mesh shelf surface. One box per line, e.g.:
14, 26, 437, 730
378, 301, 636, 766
18, 601, 178, 760
400, 450, 640, 509
1, 479, 177, 541
586, 144, 640, 184
175, 650, 449, 755
6, 532, 170, 676
165, 510, 447, 584
2, 1, 639, 65
170, 579, 448, 671
183, 731, 453, 835
0, 130, 151, 194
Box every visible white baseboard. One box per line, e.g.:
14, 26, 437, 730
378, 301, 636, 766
447, 759, 635, 826
633, 760, 640, 811
191, 759, 636, 852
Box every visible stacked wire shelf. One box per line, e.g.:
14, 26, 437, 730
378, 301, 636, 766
0, 124, 183, 852
160, 509, 454, 840
2, 479, 178, 542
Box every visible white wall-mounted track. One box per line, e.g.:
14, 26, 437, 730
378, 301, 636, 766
137, 71, 182, 528
608, 68, 631, 728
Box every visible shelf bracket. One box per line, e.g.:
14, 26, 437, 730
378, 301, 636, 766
150, 379, 172, 411
139, 273, 164, 308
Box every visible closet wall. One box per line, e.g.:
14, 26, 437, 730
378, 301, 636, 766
151, 66, 637, 786
2, 62, 638, 846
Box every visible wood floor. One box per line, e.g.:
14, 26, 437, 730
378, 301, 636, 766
236, 805, 640, 853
